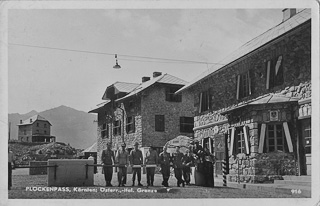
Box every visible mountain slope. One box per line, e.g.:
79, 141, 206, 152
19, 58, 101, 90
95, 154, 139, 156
8, 105, 97, 149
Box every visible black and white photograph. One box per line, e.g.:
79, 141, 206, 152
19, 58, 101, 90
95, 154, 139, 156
0, 0, 319, 205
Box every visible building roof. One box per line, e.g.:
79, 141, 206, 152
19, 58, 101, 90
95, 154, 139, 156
17, 114, 52, 126
102, 82, 140, 100
115, 73, 188, 102
83, 142, 97, 153
176, 9, 311, 94
88, 101, 110, 113
221, 94, 300, 115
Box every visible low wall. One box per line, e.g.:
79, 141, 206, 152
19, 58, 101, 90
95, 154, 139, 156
47, 159, 94, 187
29, 161, 47, 175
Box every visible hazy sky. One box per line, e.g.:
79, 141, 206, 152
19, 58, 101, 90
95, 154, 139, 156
8, 8, 284, 114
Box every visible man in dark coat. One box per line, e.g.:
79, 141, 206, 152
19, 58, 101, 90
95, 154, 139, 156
116, 143, 129, 187
129, 142, 143, 186
183, 149, 194, 185
101, 142, 115, 187
159, 146, 171, 187
172, 146, 185, 187
145, 145, 158, 186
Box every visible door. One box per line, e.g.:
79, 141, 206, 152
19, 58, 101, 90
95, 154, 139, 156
301, 118, 311, 175
214, 134, 225, 175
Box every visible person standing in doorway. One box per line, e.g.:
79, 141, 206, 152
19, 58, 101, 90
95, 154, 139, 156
101, 142, 115, 187
159, 146, 171, 187
129, 142, 143, 186
145, 145, 158, 186
183, 149, 194, 185
115, 143, 129, 187
172, 146, 185, 187
203, 144, 215, 187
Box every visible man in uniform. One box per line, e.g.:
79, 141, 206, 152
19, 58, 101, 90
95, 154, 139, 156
183, 149, 194, 185
172, 146, 185, 187
145, 145, 158, 186
116, 143, 129, 187
129, 142, 143, 186
101, 142, 115, 187
159, 146, 171, 187
8, 148, 15, 190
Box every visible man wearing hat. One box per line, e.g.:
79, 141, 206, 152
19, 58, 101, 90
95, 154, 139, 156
101, 142, 115, 187
145, 145, 159, 186
129, 142, 143, 186
115, 143, 129, 187
172, 146, 185, 187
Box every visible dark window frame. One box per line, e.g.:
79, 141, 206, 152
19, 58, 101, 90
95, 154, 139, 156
236, 71, 251, 100
199, 90, 211, 113
113, 120, 121, 136
165, 86, 182, 102
101, 123, 109, 139
234, 127, 246, 155
180, 117, 194, 133
155, 115, 165, 132
265, 123, 287, 153
266, 55, 284, 90
126, 116, 135, 134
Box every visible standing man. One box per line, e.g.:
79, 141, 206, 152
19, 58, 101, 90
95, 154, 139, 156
183, 149, 194, 185
145, 145, 158, 186
101, 142, 115, 187
8, 148, 14, 190
203, 144, 215, 187
172, 146, 185, 187
115, 143, 129, 187
129, 142, 143, 186
159, 146, 171, 187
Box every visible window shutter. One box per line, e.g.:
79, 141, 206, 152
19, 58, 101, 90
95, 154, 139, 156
236, 75, 240, 100
275, 55, 283, 75
243, 126, 250, 154
266, 61, 271, 89
258, 123, 266, 153
199, 92, 203, 113
283, 122, 293, 152
248, 70, 252, 95
201, 139, 204, 148
229, 127, 235, 156
209, 138, 212, 153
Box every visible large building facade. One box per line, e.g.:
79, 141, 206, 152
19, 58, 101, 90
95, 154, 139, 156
18, 115, 56, 143
90, 72, 194, 172
177, 9, 311, 183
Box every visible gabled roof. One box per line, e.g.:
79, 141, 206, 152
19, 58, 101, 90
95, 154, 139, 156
115, 73, 188, 102
102, 82, 139, 100
177, 9, 311, 94
17, 114, 52, 126
88, 101, 110, 113
221, 94, 300, 115
83, 142, 97, 153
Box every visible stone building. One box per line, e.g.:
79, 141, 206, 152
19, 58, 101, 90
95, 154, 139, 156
18, 115, 56, 143
90, 72, 194, 172
176, 9, 311, 183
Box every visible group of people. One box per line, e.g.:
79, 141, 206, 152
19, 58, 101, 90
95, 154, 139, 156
101, 140, 215, 188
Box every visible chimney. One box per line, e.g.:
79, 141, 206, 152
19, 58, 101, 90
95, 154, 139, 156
282, 8, 296, 22
20, 120, 22, 124
30, 119, 32, 123
153, 72, 162, 78
142, 76, 151, 83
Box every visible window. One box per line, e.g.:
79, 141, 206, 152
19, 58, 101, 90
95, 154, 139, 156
126, 116, 135, 133
265, 124, 287, 152
37, 123, 39, 127
266, 55, 284, 89
165, 87, 182, 102
236, 71, 251, 99
229, 126, 250, 156
180, 117, 194, 133
36, 130, 39, 134
101, 123, 109, 139
129, 100, 135, 108
24, 130, 26, 135
199, 90, 211, 113
113, 120, 121, 136
44, 130, 47, 134
44, 124, 47, 128
155, 115, 165, 132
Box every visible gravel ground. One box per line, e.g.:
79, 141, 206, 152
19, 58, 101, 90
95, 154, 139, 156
8, 173, 295, 199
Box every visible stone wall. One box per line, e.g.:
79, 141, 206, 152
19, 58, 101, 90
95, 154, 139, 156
141, 84, 194, 147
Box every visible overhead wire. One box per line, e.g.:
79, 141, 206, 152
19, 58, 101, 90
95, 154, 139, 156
9, 42, 225, 66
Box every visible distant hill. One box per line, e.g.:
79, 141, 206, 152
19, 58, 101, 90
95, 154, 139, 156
8, 105, 97, 149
